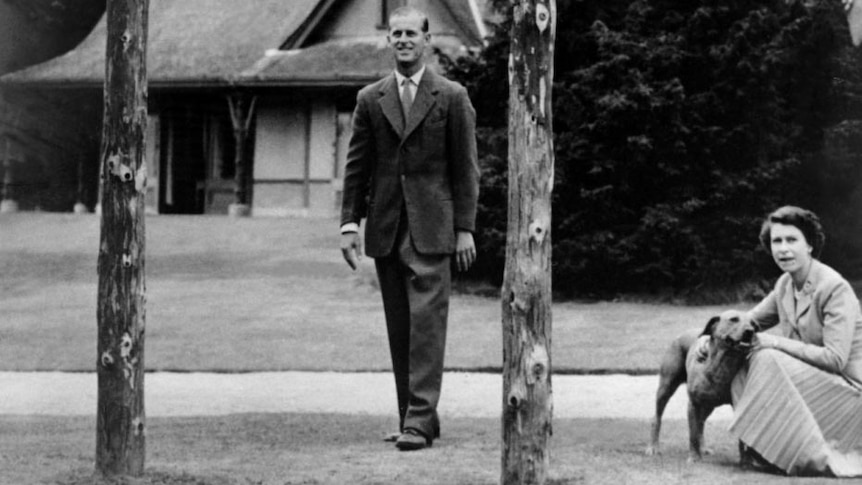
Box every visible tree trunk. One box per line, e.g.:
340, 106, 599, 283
501, 1, 556, 484
226, 93, 257, 213
96, 0, 148, 476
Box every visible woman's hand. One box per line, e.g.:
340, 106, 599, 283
751, 332, 779, 352
693, 335, 710, 362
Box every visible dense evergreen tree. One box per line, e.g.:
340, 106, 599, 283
446, 0, 862, 301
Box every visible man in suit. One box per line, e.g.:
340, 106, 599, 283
339, 6, 479, 451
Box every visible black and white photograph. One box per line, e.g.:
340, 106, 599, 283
1, 0, 862, 483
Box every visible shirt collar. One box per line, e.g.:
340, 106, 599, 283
394, 65, 426, 88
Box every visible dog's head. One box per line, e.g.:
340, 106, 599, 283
701, 309, 757, 353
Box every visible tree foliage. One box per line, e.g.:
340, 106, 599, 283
445, 0, 862, 301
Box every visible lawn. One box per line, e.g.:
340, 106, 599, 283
0, 414, 820, 485
0, 213, 806, 485
0, 212, 742, 373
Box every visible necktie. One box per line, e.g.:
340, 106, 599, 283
401, 78, 414, 121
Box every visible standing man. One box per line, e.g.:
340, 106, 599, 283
339, 6, 480, 451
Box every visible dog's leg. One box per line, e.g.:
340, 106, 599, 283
646, 344, 686, 456
687, 402, 712, 462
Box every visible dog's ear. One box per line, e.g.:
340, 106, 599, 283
701, 316, 720, 336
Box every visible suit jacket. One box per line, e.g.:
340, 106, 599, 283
340, 68, 479, 257
750, 259, 862, 387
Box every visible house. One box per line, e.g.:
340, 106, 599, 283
0, 0, 488, 216
0, 0, 105, 212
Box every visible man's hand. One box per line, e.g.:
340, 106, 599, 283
455, 231, 476, 272
341, 232, 363, 271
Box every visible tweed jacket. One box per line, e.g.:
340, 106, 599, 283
750, 259, 862, 388
340, 68, 479, 257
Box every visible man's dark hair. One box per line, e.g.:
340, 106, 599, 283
758, 205, 826, 258
390, 6, 429, 33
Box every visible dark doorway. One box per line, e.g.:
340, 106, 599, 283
159, 106, 206, 214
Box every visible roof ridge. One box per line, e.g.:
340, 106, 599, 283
279, 0, 338, 50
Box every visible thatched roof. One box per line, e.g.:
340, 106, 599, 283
1, 0, 485, 88
240, 38, 393, 87
1, 0, 322, 87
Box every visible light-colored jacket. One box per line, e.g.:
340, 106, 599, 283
750, 259, 862, 388
340, 68, 479, 257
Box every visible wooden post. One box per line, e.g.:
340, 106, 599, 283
74, 148, 89, 214
96, 0, 148, 476
226, 92, 257, 216
1, 136, 11, 205
501, 1, 556, 484
1, 135, 19, 213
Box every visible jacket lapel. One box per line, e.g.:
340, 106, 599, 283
780, 277, 797, 333
403, 70, 438, 140
795, 260, 819, 319
378, 74, 404, 138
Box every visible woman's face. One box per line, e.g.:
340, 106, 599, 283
770, 223, 813, 276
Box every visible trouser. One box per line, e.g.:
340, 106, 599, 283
374, 222, 450, 439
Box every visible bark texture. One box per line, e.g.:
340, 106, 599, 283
501, 1, 556, 484
96, 0, 148, 476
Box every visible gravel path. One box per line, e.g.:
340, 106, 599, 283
0, 371, 732, 422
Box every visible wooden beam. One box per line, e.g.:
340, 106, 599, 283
96, 0, 149, 475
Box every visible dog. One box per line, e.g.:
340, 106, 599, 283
645, 309, 757, 462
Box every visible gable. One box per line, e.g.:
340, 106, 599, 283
239, 0, 485, 86
299, 0, 484, 47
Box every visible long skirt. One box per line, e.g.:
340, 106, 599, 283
729, 349, 862, 476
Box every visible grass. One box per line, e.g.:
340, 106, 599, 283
0, 213, 820, 484
0, 212, 742, 373
0, 414, 825, 485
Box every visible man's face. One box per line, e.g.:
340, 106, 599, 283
387, 12, 429, 72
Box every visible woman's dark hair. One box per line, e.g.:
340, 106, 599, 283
758, 206, 826, 258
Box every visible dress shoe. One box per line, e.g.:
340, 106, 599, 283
395, 429, 431, 451
383, 431, 401, 442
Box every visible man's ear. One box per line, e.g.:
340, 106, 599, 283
701, 316, 720, 337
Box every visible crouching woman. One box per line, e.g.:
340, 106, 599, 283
731, 205, 862, 476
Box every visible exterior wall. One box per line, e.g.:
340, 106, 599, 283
251, 96, 340, 217
313, 0, 384, 40
315, 0, 471, 56
308, 100, 338, 216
